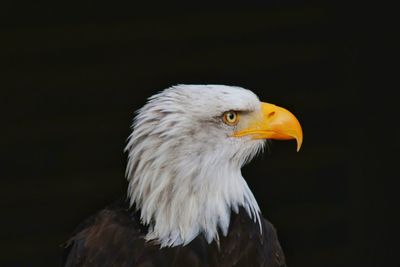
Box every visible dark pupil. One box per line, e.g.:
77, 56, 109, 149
228, 113, 235, 120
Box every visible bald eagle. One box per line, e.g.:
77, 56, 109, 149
62, 85, 303, 267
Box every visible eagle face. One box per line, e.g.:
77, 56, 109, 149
125, 84, 302, 247
137, 85, 266, 168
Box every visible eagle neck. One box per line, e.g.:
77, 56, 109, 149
127, 156, 261, 247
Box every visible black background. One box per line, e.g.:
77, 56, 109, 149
1, 1, 397, 267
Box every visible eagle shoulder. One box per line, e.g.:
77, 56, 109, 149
62, 203, 286, 267
217, 209, 287, 267
62, 201, 214, 267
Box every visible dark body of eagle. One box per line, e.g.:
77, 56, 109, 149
62, 200, 286, 267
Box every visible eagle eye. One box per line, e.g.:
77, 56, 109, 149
223, 111, 239, 126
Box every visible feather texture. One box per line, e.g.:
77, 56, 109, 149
62, 200, 286, 267
125, 85, 264, 246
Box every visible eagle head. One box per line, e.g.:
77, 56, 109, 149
125, 84, 302, 247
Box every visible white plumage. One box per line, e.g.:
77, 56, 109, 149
125, 85, 265, 247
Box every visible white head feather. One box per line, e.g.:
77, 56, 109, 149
125, 84, 265, 247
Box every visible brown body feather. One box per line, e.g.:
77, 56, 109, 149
62, 200, 286, 267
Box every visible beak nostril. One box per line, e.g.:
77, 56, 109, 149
267, 111, 275, 118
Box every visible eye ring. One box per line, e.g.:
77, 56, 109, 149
223, 111, 239, 126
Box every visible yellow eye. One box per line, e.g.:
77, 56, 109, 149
223, 111, 239, 126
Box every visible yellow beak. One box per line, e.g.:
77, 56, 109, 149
232, 102, 303, 151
